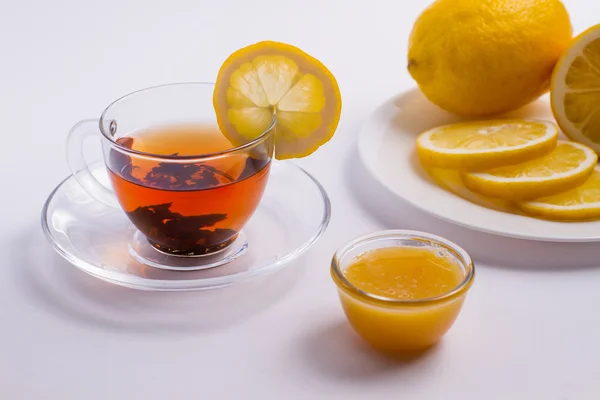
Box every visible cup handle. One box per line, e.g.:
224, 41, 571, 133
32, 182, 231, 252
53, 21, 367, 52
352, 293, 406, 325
66, 119, 120, 208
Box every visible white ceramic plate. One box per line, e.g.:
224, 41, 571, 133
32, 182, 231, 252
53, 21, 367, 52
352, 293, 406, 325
358, 87, 600, 242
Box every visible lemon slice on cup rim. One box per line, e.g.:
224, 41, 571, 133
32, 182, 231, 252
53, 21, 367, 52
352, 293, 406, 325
213, 41, 342, 160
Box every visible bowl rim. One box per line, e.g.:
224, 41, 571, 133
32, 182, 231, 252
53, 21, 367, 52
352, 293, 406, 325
330, 229, 475, 307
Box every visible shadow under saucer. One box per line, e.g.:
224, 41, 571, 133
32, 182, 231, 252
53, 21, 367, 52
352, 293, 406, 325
11, 224, 304, 334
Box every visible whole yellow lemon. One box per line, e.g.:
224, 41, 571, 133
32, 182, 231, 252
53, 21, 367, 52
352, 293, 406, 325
408, 0, 572, 117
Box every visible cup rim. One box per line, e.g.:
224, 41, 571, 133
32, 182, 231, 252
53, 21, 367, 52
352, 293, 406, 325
98, 82, 277, 160
330, 230, 475, 307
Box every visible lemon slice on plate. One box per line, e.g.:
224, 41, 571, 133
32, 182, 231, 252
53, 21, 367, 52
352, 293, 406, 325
517, 167, 600, 221
551, 25, 600, 154
424, 167, 515, 212
213, 41, 342, 160
462, 141, 597, 200
416, 119, 558, 170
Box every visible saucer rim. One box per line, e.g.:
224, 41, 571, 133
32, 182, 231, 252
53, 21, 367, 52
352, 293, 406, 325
40, 161, 331, 291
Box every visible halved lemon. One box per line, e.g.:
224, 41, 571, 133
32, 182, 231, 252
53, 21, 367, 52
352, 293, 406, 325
416, 119, 558, 170
517, 167, 600, 221
551, 24, 600, 154
462, 141, 597, 200
213, 41, 342, 160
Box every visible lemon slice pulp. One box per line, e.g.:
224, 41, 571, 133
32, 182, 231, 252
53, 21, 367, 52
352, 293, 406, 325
213, 41, 342, 160
416, 119, 558, 170
462, 141, 598, 200
518, 167, 600, 221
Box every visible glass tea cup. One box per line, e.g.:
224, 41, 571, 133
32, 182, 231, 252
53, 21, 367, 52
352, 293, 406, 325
66, 83, 276, 265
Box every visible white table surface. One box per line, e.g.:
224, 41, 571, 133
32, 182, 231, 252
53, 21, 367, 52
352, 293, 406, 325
3, 0, 600, 398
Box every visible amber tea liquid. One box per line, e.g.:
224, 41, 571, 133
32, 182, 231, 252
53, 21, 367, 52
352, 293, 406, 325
106, 125, 271, 255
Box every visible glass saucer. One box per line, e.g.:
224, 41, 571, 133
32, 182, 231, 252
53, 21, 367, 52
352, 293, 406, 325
41, 161, 331, 291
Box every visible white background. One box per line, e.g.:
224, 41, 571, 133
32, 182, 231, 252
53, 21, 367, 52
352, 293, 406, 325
3, 0, 600, 398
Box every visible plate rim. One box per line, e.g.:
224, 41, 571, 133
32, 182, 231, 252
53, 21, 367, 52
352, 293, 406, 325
357, 89, 600, 243
41, 160, 332, 290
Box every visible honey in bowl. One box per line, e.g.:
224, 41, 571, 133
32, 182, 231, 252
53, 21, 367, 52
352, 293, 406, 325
331, 231, 475, 353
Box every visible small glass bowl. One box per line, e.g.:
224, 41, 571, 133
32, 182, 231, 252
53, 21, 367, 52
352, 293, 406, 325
331, 230, 475, 353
